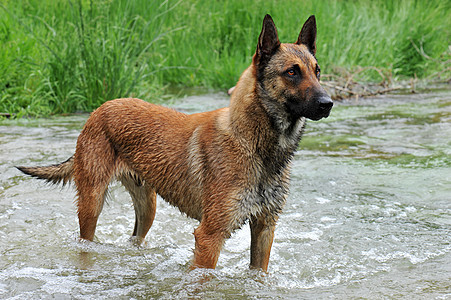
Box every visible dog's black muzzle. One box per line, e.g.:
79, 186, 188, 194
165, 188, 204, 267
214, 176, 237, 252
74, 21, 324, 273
317, 95, 334, 119
284, 88, 333, 122
306, 94, 333, 121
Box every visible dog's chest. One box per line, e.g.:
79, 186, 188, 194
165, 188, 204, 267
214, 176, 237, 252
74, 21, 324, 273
231, 165, 291, 231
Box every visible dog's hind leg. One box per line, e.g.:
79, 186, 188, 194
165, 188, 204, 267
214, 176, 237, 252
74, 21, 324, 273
73, 124, 116, 242
249, 216, 276, 272
74, 171, 111, 241
76, 187, 108, 241
120, 175, 157, 245
73, 155, 114, 241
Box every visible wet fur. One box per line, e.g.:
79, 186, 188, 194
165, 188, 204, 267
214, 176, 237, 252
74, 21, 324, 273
17, 14, 332, 271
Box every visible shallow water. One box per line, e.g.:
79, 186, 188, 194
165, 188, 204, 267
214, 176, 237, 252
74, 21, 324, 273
0, 91, 450, 299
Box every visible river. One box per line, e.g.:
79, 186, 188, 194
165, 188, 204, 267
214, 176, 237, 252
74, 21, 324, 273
0, 90, 450, 299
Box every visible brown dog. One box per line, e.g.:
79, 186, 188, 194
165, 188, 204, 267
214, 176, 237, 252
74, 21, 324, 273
17, 14, 332, 271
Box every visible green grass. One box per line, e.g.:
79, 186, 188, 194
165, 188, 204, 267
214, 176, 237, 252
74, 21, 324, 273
1, 0, 450, 117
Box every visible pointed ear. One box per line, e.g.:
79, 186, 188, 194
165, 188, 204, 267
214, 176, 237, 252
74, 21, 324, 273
296, 15, 317, 56
255, 14, 281, 62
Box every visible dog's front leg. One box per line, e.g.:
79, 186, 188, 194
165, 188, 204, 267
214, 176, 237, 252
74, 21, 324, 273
192, 223, 225, 269
249, 216, 276, 272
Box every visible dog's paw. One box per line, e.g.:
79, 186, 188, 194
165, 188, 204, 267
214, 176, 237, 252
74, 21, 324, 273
129, 236, 147, 248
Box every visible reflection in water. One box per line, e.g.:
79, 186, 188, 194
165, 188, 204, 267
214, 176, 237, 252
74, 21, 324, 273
0, 91, 450, 298
78, 251, 95, 270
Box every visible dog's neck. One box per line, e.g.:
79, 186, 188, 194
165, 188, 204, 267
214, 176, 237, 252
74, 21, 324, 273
229, 65, 270, 147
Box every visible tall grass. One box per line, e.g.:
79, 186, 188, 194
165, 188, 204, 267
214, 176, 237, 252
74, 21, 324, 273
1, 0, 450, 117
1, 0, 176, 115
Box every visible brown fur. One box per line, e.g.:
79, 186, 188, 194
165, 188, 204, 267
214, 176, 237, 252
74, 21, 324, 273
17, 14, 332, 271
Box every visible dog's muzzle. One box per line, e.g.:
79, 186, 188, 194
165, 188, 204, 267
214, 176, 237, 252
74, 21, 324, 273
318, 96, 333, 115
310, 95, 333, 120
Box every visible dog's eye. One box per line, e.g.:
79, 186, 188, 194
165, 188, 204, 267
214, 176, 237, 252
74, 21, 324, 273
316, 66, 321, 80
287, 69, 296, 77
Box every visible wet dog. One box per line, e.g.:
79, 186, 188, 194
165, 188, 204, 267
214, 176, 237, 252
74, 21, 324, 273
17, 14, 332, 271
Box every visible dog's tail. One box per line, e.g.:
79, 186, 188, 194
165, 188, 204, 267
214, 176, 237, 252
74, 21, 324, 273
16, 156, 74, 185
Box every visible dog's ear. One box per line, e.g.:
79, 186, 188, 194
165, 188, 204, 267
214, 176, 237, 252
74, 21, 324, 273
296, 15, 317, 56
255, 14, 281, 63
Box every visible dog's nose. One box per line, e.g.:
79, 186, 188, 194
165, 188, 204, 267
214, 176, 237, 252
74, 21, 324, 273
318, 96, 333, 112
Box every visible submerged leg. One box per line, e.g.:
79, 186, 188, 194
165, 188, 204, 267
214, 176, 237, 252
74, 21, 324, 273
192, 223, 226, 269
73, 128, 116, 242
249, 216, 276, 272
121, 175, 157, 245
76, 183, 109, 241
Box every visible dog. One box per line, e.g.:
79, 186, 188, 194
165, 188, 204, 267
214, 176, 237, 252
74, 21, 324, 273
17, 14, 332, 271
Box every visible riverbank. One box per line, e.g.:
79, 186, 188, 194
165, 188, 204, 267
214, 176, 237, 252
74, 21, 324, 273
1, 0, 450, 117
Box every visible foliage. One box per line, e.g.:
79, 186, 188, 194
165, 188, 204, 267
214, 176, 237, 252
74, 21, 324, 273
1, 0, 450, 116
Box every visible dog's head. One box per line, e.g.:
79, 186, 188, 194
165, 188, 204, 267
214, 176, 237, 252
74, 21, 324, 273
253, 14, 333, 122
